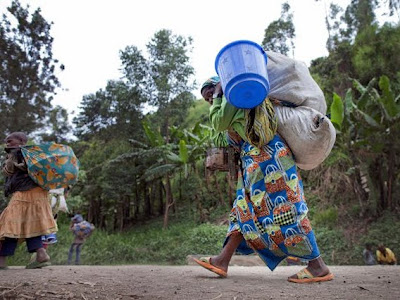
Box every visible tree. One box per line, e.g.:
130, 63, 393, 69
341, 0, 378, 41
310, 0, 400, 98
0, 0, 63, 136
118, 30, 196, 228
120, 29, 196, 142
40, 105, 72, 143
352, 23, 400, 88
127, 119, 213, 228
73, 80, 145, 142
325, 3, 345, 52
330, 76, 400, 215
262, 2, 295, 57
386, 0, 400, 15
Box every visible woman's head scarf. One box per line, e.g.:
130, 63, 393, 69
200, 76, 220, 93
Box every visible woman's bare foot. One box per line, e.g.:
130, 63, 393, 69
209, 256, 229, 273
36, 248, 50, 263
208, 232, 244, 274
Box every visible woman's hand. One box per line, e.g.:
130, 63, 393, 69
202, 82, 223, 105
214, 82, 223, 97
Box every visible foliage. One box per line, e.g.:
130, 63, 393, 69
330, 93, 344, 129
8, 215, 228, 266
352, 23, 400, 89
312, 207, 339, 229
357, 212, 400, 258
73, 80, 145, 142
262, 2, 295, 56
40, 105, 73, 143
0, 0, 64, 137
120, 29, 196, 141
182, 99, 210, 128
329, 76, 400, 215
311, 0, 400, 100
313, 226, 356, 265
341, 0, 378, 42
4, 0, 400, 270
8, 211, 399, 267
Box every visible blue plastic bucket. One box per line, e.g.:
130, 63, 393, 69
215, 40, 269, 109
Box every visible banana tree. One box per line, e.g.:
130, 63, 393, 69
330, 75, 400, 215
130, 119, 213, 228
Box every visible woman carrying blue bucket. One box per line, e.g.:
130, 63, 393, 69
195, 42, 333, 283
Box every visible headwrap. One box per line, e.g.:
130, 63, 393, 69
245, 98, 278, 149
200, 76, 220, 93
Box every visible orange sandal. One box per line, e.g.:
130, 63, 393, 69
288, 268, 334, 283
193, 257, 227, 278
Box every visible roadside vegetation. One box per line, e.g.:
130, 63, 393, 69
2, 0, 400, 267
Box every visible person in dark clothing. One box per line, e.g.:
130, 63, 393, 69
363, 243, 377, 265
3, 134, 37, 198
0, 132, 57, 269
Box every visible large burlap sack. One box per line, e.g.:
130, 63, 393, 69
274, 105, 336, 170
266, 51, 327, 114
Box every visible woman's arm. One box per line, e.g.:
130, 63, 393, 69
210, 130, 228, 148
209, 97, 240, 132
209, 96, 248, 143
2, 155, 14, 176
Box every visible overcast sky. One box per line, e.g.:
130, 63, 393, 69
3, 0, 359, 115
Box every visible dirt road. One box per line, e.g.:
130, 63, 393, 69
1, 263, 399, 299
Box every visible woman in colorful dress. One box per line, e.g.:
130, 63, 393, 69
194, 77, 333, 283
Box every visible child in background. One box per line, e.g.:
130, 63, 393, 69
0, 132, 57, 269
376, 244, 397, 265
68, 214, 95, 265
363, 243, 377, 265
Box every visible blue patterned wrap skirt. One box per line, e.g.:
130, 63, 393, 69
224, 132, 320, 271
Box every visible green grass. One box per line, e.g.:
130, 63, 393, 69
6, 211, 400, 267
7, 216, 228, 266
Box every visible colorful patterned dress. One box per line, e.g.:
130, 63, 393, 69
224, 130, 320, 271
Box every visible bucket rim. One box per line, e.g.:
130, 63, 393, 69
215, 40, 267, 74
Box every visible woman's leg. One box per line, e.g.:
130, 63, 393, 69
68, 244, 76, 264
75, 244, 83, 265
26, 236, 50, 263
0, 238, 18, 267
209, 232, 243, 273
